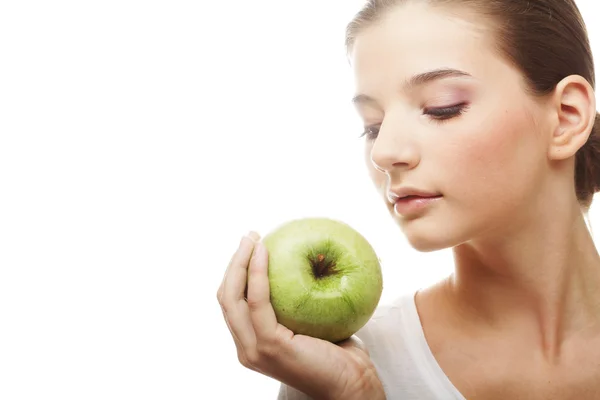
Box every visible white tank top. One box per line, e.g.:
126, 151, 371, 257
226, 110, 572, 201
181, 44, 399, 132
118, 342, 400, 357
277, 292, 467, 399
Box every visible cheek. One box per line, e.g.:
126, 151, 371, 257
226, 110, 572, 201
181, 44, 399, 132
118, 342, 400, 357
444, 109, 542, 201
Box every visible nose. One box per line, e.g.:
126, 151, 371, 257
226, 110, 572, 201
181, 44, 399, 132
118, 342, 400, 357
370, 119, 421, 174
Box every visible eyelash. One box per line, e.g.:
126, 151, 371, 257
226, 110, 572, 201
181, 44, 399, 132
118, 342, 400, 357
359, 102, 469, 140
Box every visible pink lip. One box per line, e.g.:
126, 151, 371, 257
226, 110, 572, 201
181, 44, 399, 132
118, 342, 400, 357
388, 187, 441, 203
393, 195, 442, 217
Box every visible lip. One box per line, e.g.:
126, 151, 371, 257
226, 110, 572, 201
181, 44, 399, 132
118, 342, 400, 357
387, 187, 443, 217
387, 187, 442, 203
393, 195, 442, 216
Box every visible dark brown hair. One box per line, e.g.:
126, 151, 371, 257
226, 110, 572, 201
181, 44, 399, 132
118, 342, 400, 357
346, 0, 600, 210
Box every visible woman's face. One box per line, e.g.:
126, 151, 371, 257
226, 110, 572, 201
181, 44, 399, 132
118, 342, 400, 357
350, 3, 551, 251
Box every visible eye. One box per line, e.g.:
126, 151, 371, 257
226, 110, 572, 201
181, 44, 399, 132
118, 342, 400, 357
424, 102, 469, 122
359, 125, 380, 141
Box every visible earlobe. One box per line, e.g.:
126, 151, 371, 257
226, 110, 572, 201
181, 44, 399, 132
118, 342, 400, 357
548, 75, 596, 161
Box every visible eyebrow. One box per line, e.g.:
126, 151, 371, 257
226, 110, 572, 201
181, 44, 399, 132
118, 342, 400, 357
352, 68, 472, 105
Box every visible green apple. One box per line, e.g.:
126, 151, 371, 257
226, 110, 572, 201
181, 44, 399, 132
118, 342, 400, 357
260, 217, 383, 343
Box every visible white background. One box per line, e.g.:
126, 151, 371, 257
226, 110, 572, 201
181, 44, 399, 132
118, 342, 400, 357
1, 1, 598, 399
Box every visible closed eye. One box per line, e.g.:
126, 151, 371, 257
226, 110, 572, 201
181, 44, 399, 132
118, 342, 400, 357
358, 102, 469, 141
424, 102, 469, 121
359, 125, 380, 141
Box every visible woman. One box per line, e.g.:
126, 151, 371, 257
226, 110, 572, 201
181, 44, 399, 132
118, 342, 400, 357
217, 0, 600, 398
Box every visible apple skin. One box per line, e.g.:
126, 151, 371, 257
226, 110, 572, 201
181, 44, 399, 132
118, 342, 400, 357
261, 217, 383, 343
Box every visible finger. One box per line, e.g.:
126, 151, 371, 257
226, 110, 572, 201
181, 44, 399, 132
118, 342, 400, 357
218, 231, 260, 301
247, 231, 261, 242
243, 232, 261, 299
220, 306, 254, 368
246, 242, 279, 340
222, 235, 258, 303
220, 234, 260, 349
217, 235, 246, 302
217, 253, 235, 302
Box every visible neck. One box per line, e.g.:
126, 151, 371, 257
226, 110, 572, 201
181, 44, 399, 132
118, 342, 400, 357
447, 199, 600, 362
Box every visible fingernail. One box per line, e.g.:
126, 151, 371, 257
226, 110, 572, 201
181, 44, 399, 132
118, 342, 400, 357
246, 231, 261, 242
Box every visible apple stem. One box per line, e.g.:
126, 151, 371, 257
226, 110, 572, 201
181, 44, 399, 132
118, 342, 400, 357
312, 253, 336, 278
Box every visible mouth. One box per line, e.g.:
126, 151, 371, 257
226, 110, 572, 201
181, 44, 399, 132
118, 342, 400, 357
398, 194, 443, 200
387, 188, 443, 204
392, 194, 443, 216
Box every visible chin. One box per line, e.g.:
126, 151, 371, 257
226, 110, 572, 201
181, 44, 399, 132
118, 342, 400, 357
394, 214, 461, 253
405, 235, 451, 252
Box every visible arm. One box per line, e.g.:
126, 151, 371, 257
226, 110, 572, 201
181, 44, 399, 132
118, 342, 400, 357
277, 383, 314, 400
276, 378, 387, 400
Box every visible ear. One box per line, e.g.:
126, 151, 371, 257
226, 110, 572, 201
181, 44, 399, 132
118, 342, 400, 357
548, 75, 597, 161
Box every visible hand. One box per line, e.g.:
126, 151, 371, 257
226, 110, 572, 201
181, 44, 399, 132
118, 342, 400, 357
217, 232, 385, 400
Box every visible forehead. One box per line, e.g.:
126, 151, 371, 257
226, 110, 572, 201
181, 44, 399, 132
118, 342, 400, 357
350, 3, 497, 91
